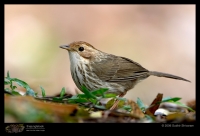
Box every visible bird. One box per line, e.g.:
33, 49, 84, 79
59, 41, 190, 110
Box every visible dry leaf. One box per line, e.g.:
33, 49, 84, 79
105, 98, 115, 109
186, 99, 196, 111
127, 100, 145, 118
166, 112, 185, 121
90, 111, 102, 118
5, 95, 78, 120
145, 93, 163, 116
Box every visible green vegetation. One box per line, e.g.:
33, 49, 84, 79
4, 71, 195, 123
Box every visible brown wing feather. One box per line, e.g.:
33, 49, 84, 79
90, 54, 118, 81
91, 54, 149, 82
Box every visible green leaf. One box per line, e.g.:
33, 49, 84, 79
161, 97, 181, 103
4, 72, 37, 97
77, 94, 88, 98
70, 95, 79, 99
40, 86, 46, 97
104, 93, 117, 98
12, 78, 30, 89
68, 95, 90, 103
81, 86, 96, 99
7, 71, 10, 78
5, 88, 12, 95
171, 101, 195, 112
5, 77, 12, 81
91, 88, 108, 97
4, 79, 10, 85
25, 88, 35, 97
52, 97, 63, 102
60, 87, 66, 98
68, 97, 89, 103
5, 88, 11, 92
137, 97, 146, 111
67, 99, 77, 103
12, 86, 17, 90
74, 98, 89, 103
94, 105, 106, 110
122, 105, 132, 112
11, 90, 22, 96
89, 98, 98, 104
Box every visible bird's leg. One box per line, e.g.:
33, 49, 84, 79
109, 92, 127, 110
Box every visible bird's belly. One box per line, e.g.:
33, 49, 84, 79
71, 64, 139, 95
71, 68, 136, 95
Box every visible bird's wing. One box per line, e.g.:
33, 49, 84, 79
91, 54, 149, 82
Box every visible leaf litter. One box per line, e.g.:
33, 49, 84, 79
4, 71, 195, 123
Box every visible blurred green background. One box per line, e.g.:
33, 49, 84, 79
5, 4, 195, 105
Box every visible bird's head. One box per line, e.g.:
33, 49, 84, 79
60, 41, 99, 59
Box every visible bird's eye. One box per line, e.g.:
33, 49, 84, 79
78, 47, 84, 51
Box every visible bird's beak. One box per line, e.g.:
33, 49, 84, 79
59, 45, 70, 50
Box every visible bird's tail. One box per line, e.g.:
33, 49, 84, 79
148, 71, 190, 82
